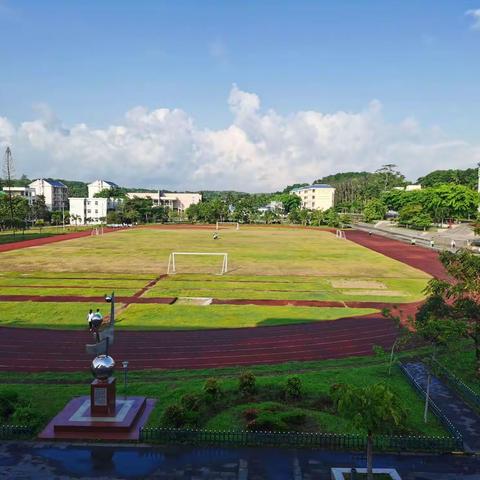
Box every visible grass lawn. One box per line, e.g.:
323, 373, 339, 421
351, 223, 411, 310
146, 274, 426, 303
116, 304, 378, 330
0, 227, 430, 279
0, 226, 427, 329
0, 302, 376, 329
0, 302, 111, 328
0, 354, 446, 438
0, 226, 90, 245
436, 343, 480, 396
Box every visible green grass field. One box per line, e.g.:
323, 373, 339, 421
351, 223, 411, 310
0, 353, 446, 437
0, 226, 428, 330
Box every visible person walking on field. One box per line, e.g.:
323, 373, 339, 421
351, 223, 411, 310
87, 309, 94, 331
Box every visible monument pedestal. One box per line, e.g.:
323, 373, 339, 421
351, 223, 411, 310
90, 377, 116, 416
38, 396, 155, 441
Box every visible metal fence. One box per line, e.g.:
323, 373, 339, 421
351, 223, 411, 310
432, 359, 480, 412
0, 425, 33, 440
140, 427, 460, 453
398, 362, 463, 450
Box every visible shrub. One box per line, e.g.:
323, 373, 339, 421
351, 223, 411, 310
285, 376, 302, 401
11, 404, 38, 426
180, 393, 202, 412
310, 393, 334, 411
0, 391, 19, 421
242, 408, 258, 421
246, 412, 287, 432
281, 411, 307, 427
162, 404, 187, 428
203, 378, 221, 402
238, 371, 257, 397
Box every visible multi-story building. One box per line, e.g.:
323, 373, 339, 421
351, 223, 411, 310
87, 180, 119, 198
291, 184, 335, 211
29, 179, 68, 211
2, 186, 36, 206
69, 179, 120, 225
69, 197, 121, 225
126, 191, 202, 212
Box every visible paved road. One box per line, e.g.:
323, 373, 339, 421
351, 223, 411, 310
1, 442, 479, 479
403, 361, 480, 453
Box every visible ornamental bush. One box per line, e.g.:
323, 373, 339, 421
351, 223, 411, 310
203, 377, 222, 402
285, 376, 302, 401
238, 371, 257, 397
162, 404, 187, 428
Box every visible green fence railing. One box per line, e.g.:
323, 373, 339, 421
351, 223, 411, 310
139, 427, 461, 453
432, 359, 480, 412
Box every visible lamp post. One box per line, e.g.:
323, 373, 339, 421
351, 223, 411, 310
104, 292, 115, 324
122, 360, 129, 399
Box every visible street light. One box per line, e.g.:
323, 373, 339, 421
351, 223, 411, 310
122, 360, 129, 399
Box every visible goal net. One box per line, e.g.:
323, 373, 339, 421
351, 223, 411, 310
335, 229, 346, 240
167, 252, 229, 275
216, 221, 239, 231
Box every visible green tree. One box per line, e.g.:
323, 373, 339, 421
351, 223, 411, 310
31, 195, 50, 222
418, 249, 480, 375
274, 193, 301, 213
332, 383, 406, 480
363, 199, 387, 223
94, 187, 126, 198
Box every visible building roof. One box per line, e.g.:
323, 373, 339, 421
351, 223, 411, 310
291, 184, 333, 192
30, 178, 67, 188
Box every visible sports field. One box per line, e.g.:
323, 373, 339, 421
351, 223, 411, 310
0, 226, 428, 331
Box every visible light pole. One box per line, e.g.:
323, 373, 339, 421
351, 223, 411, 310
122, 360, 129, 399
104, 292, 115, 324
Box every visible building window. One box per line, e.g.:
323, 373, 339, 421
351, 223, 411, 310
87, 209, 91, 213
95, 201, 98, 206
95, 209, 98, 214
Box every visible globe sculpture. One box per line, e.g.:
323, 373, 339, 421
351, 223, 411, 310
91, 354, 115, 381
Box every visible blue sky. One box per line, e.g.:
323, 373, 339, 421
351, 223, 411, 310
0, 1, 479, 191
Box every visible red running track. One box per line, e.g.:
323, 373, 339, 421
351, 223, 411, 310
0, 315, 398, 372
346, 230, 448, 281
0, 227, 447, 372
0, 227, 129, 253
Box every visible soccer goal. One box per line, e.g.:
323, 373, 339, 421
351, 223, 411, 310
216, 221, 239, 231
335, 229, 346, 240
167, 252, 229, 275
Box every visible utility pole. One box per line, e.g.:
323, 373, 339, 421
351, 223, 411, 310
3, 147, 15, 235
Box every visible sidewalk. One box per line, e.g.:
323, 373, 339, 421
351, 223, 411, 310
402, 361, 480, 453
355, 221, 474, 250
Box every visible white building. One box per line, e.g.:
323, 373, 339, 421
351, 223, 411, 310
126, 191, 202, 212
393, 184, 422, 191
29, 179, 68, 211
2, 186, 36, 206
291, 184, 335, 211
87, 180, 119, 198
69, 197, 121, 225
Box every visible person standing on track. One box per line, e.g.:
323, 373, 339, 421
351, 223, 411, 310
87, 309, 94, 331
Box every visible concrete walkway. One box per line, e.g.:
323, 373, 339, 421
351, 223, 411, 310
402, 361, 480, 453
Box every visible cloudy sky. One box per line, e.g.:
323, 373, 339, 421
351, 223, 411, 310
0, 1, 479, 192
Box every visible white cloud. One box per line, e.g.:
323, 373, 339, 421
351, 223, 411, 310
466, 9, 480, 30
1, 86, 479, 191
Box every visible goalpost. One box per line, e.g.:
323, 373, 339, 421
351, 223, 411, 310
167, 252, 229, 275
216, 221, 239, 231
335, 229, 346, 240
